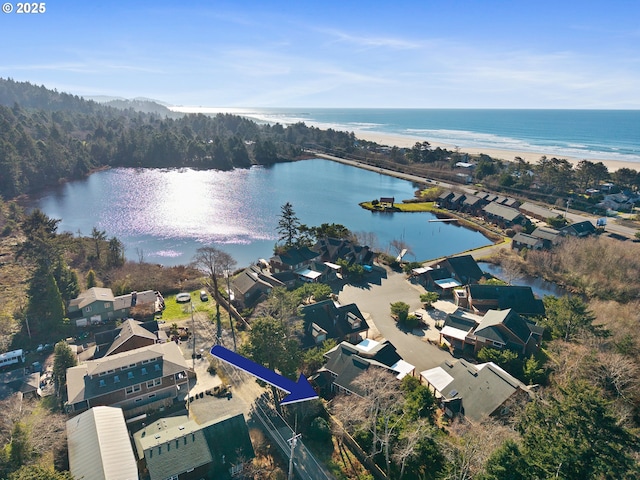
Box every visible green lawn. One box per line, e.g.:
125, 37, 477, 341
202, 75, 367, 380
360, 201, 447, 213
159, 291, 217, 322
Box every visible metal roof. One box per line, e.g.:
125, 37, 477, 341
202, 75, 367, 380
66, 406, 138, 480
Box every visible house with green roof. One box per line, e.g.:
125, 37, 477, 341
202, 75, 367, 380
132, 413, 254, 480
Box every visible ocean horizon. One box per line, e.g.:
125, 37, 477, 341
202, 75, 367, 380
171, 107, 640, 166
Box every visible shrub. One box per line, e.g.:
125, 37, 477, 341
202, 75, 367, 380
307, 417, 332, 444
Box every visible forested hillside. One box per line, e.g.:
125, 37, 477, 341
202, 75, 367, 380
0, 78, 357, 198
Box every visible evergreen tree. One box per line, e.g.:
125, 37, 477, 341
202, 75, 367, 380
26, 267, 64, 334
52, 341, 76, 396
85, 269, 97, 289
517, 381, 640, 479
276, 202, 301, 250
106, 236, 125, 268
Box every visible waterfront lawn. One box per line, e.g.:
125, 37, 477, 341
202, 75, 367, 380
360, 200, 447, 213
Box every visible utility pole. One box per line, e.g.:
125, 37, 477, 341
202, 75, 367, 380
187, 302, 195, 418
225, 270, 236, 351
287, 432, 302, 480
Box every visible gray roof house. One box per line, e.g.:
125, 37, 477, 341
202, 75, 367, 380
132, 413, 254, 480
440, 308, 544, 356
560, 220, 597, 238
420, 359, 533, 422
66, 406, 139, 480
519, 202, 554, 221
457, 284, 546, 318
300, 299, 368, 347
530, 226, 561, 248
93, 318, 164, 359
68, 287, 161, 326
232, 264, 285, 308
511, 232, 544, 251
269, 247, 321, 273
317, 339, 414, 396
66, 342, 194, 418
482, 203, 527, 227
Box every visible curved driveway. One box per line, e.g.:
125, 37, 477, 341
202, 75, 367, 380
338, 267, 453, 374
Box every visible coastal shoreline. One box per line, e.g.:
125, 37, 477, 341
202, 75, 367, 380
352, 130, 634, 172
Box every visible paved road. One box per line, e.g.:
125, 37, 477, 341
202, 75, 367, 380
338, 267, 453, 374
315, 150, 639, 241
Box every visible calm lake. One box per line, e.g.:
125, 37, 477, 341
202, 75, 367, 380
25, 159, 492, 267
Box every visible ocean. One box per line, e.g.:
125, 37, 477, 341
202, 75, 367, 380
175, 107, 640, 165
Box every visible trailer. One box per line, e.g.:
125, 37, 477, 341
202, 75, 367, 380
0, 349, 25, 368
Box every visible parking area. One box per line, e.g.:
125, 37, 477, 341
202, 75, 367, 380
338, 266, 456, 373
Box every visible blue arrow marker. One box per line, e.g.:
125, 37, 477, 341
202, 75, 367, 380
210, 345, 318, 405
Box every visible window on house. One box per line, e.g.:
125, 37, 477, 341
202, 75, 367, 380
113, 375, 120, 383
85, 306, 92, 312
141, 368, 148, 375
148, 393, 156, 399
128, 372, 134, 380
99, 380, 106, 387
104, 303, 111, 309
146, 380, 154, 388
134, 397, 142, 403
154, 364, 161, 371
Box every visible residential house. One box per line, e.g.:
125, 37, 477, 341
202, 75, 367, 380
312, 237, 374, 267
437, 190, 455, 208
420, 359, 533, 422
0, 367, 41, 401
511, 232, 544, 251
460, 194, 484, 215
65, 342, 194, 418
530, 227, 561, 248
68, 287, 161, 326
300, 299, 368, 347
93, 319, 166, 359
482, 203, 528, 228
66, 406, 139, 480
437, 255, 485, 285
455, 284, 546, 318
560, 220, 597, 238
269, 246, 332, 283
449, 192, 467, 209
270, 246, 320, 273
316, 339, 414, 396
379, 196, 395, 207
132, 413, 254, 480
519, 202, 554, 221
420, 255, 484, 294
501, 197, 521, 209
440, 308, 544, 356
232, 265, 285, 309
423, 268, 463, 296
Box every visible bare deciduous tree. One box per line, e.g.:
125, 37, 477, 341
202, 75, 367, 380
192, 246, 236, 295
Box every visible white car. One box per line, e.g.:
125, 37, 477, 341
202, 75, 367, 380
176, 292, 191, 303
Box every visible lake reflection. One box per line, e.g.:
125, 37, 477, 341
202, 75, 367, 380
26, 159, 492, 267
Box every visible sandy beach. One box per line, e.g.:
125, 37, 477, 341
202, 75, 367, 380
353, 130, 635, 172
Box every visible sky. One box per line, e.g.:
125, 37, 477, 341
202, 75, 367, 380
1, 0, 639, 108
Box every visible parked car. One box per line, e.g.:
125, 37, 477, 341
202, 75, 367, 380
199, 290, 208, 301
176, 292, 191, 303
